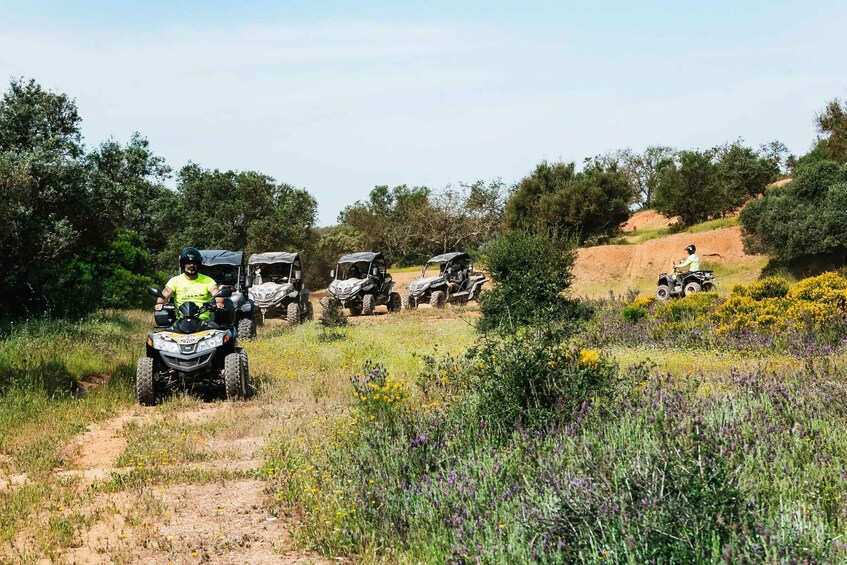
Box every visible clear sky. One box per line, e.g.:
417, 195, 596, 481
3, 1, 846, 225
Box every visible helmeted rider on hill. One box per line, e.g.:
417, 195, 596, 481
676, 244, 700, 272
155, 247, 225, 320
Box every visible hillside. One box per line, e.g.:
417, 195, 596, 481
569, 211, 768, 298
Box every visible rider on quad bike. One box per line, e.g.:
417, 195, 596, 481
155, 247, 226, 317
655, 244, 716, 300
676, 244, 700, 272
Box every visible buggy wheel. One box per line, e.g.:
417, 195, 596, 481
319, 297, 331, 312
304, 301, 314, 321
684, 281, 701, 296
388, 292, 401, 313
656, 285, 671, 301
472, 285, 483, 302
287, 302, 301, 324
402, 292, 416, 310
362, 294, 375, 315
224, 352, 244, 400
136, 357, 156, 406
348, 305, 362, 316
240, 350, 252, 398
237, 318, 254, 341
430, 290, 446, 308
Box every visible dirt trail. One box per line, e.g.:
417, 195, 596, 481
46, 402, 329, 564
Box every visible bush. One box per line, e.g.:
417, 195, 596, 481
478, 230, 591, 333
621, 304, 647, 323
467, 329, 617, 433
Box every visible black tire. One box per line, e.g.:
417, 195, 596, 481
287, 302, 301, 324
348, 305, 362, 316
136, 357, 156, 406
402, 292, 416, 310
430, 290, 446, 308
224, 352, 244, 400
471, 285, 483, 302
304, 301, 314, 321
240, 350, 251, 398
684, 281, 701, 295
319, 297, 335, 312
703, 282, 716, 292
237, 318, 254, 341
362, 294, 375, 316
656, 285, 671, 301
388, 292, 401, 313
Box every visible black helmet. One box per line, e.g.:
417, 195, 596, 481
685, 244, 696, 254
179, 247, 203, 274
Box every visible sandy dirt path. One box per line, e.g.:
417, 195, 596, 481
47, 402, 331, 564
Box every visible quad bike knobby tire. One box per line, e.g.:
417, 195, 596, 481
684, 281, 701, 295
703, 282, 716, 292
388, 292, 401, 313
239, 350, 251, 398
430, 290, 446, 308
237, 318, 255, 341
362, 294, 376, 315
656, 285, 671, 301
287, 302, 301, 324
136, 356, 156, 406
402, 292, 416, 310
224, 352, 245, 400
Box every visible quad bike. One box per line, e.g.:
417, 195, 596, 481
247, 252, 313, 324
138, 287, 250, 405
320, 252, 401, 317
655, 265, 717, 300
404, 251, 488, 309
198, 249, 256, 340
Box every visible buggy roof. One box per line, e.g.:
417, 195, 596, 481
248, 252, 299, 265
427, 252, 470, 264
199, 250, 243, 267
337, 252, 383, 264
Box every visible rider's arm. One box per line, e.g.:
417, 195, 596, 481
210, 284, 225, 308
156, 286, 173, 311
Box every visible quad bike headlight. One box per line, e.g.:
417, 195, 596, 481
196, 332, 225, 352
151, 334, 180, 353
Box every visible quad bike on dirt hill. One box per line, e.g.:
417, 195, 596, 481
321, 252, 401, 318
198, 249, 256, 340
246, 252, 313, 324
137, 287, 250, 405
404, 251, 488, 309
655, 265, 717, 300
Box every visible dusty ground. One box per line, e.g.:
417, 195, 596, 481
19, 402, 331, 564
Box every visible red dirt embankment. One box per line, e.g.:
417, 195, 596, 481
570, 211, 766, 297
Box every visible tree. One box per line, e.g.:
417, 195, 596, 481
740, 159, 847, 261
653, 143, 777, 226
816, 96, 847, 163
504, 160, 633, 244
604, 146, 676, 208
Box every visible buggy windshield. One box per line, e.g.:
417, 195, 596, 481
201, 265, 239, 287
337, 261, 371, 280
253, 263, 292, 284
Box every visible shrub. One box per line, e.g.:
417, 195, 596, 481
467, 329, 617, 433
746, 276, 791, 300
621, 304, 647, 323
478, 230, 591, 333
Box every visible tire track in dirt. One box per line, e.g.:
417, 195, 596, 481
52, 402, 330, 564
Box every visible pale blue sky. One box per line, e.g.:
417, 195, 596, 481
3, 1, 846, 224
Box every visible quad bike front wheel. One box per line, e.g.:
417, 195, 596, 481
239, 350, 251, 398
703, 282, 716, 292
136, 357, 156, 406
287, 302, 301, 324
237, 318, 255, 341
224, 352, 246, 400
362, 294, 376, 315
684, 281, 701, 295
656, 285, 671, 301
